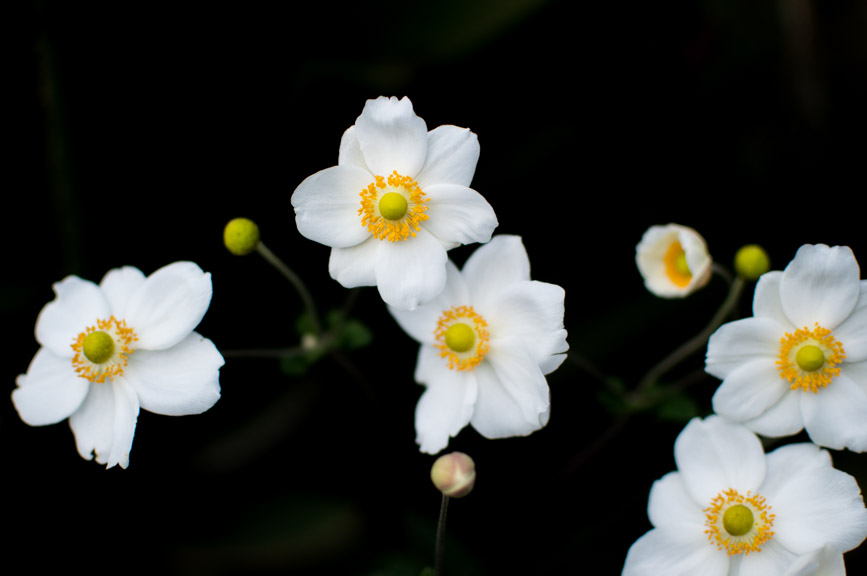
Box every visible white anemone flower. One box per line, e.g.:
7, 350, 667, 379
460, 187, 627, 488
706, 244, 867, 452
388, 235, 568, 454
12, 261, 223, 469
635, 223, 712, 298
622, 416, 867, 576
291, 96, 498, 311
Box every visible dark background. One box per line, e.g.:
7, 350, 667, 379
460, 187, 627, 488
7, 0, 867, 574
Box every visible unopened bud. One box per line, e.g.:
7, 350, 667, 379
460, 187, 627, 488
734, 244, 770, 280
430, 452, 475, 498
224, 217, 260, 256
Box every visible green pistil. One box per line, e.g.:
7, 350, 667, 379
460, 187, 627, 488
445, 323, 475, 353
722, 504, 754, 537
82, 331, 115, 364
379, 192, 408, 221
796, 345, 825, 372
674, 251, 691, 277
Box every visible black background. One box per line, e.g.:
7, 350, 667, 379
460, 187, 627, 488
7, 0, 867, 574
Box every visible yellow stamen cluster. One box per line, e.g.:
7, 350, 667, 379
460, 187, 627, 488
704, 488, 775, 556
777, 323, 846, 393
359, 170, 429, 242
71, 316, 138, 383
664, 241, 692, 287
434, 306, 490, 371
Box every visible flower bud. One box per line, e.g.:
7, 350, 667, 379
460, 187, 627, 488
734, 244, 770, 280
223, 217, 261, 256
430, 452, 475, 498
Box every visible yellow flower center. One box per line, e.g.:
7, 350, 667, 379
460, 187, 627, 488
71, 316, 138, 383
359, 170, 430, 242
434, 306, 489, 371
705, 488, 775, 556
777, 323, 846, 393
82, 331, 114, 364
664, 241, 692, 287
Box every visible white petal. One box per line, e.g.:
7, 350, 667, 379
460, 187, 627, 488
742, 389, 804, 438
784, 544, 846, 576
337, 125, 368, 171
123, 332, 222, 416
99, 266, 146, 318
388, 260, 468, 345
462, 235, 530, 305
374, 228, 447, 311
711, 358, 790, 422
761, 443, 832, 503
705, 317, 784, 380
415, 125, 479, 189
35, 276, 110, 358
12, 348, 90, 426
124, 261, 213, 351
422, 184, 497, 247
780, 245, 860, 330
841, 360, 867, 395
469, 342, 549, 439
647, 471, 706, 530
753, 271, 788, 323
738, 539, 799, 576
291, 164, 373, 248
768, 454, 867, 555
329, 238, 379, 288
674, 416, 766, 506
413, 351, 478, 455
354, 96, 428, 178
484, 280, 568, 375
801, 373, 867, 452
635, 224, 711, 298
69, 379, 140, 469
830, 281, 867, 363
622, 527, 729, 576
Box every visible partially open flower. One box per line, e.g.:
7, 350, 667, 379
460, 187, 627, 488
635, 224, 712, 298
430, 452, 476, 498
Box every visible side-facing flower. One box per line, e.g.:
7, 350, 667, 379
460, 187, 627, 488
622, 416, 867, 576
388, 235, 568, 454
291, 96, 498, 311
635, 223, 712, 298
12, 261, 223, 469
706, 244, 867, 451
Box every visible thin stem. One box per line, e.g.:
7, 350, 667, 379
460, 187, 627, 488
434, 494, 450, 576
632, 275, 745, 402
256, 241, 323, 336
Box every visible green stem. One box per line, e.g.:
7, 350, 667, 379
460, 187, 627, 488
434, 494, 450, 576
632, 274, 745, 403
256, 241, 323, 337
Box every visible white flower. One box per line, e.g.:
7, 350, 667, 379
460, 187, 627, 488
12, 261, 223, 469
635, 223, 712, 298
706, 244, 867, 451
291, 96, 498, 311
622, 416, 867, 576
388, 235, 568, 454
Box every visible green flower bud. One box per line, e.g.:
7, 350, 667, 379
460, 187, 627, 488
224, 217, 260, 256
431, 452, 475, 498
734, 244, 770, 280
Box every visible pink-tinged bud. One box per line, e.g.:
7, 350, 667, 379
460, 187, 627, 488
430, 452, 476, 498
